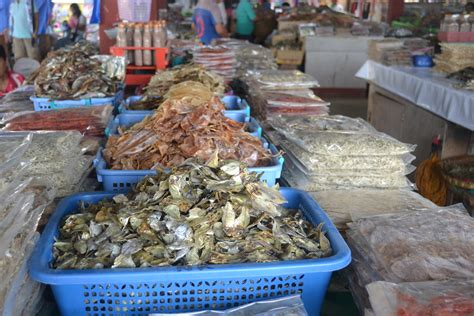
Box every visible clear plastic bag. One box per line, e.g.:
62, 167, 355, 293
1, 105, 113, 137
310, 189, 437, 230
252, 70, 320, 89
347, 206, 474, 282
367, 280, 474, 316
150, 295, 308, 316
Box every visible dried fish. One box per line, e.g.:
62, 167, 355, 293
104, 96, 272, 169
53, 159, 332, 269
29, 43, 118, 99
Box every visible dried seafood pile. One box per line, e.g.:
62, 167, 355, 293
104, 96, 272, 170
192, 47, 236, 82
0, 133, 54, 315
0, 85, 34, 117
144, 64, 225, 98
29, 44, 118, 99
447, 67, 474, 90
266, 115, 416, 191
244, 70, 328, 121
1, 105, 113, 137
434, 43, 474, 74
344, 205, 474, 312
53, 159, 332, 269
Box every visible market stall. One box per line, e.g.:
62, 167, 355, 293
356, 60, 474, 165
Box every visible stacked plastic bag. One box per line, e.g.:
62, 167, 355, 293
192, 46, 236, 82
244, 70, 329, 121
345, 205, 474, 313
0, 85, 35, 118
309, 189, 437, 231
267, 115, 416, 191
0, 133, 53, 315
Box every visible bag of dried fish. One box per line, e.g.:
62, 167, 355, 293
29, 44, 119, 100
104, 96, 272, 170
143, 64, 225, 100
1, 105, 113, 137
53, 158, 333, 270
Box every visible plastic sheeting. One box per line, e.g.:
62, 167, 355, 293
356, 60, 474, 131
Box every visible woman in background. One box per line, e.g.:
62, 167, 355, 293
235, 0, 256, 41
68, 3, 86, 41
0, 45, 25, 97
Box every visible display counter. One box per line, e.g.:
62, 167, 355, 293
305, 36, 383, 89
356, 60, 474, 164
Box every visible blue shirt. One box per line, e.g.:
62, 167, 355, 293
0, 0, 10, 33
36, 0, 52, 35
192, 7, 220, 45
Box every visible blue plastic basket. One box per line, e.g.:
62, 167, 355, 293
31, 91, 123, 111
95, 139, 283, 191
106, 113, 262, 138
119, 95, 251, 117
28, 188, 351, 316
412, 55, 433, 68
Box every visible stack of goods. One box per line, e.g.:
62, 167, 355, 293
435, 43, 474, 74
53, 159, 332, 269
266, 115, 415, 191
192, 46, 236, 82
351, 21, 387, 37
115, 21, 168, 67
1, 105, 112, 137
345, 205, 474, 312
245, 70, 328, 121
367, 280, 474, 316
29, 43, 119, 99
0, 133, 53, 315
104, 96, 272, 169
368, 39, 412, 66
0, 85, 34, 117
309, 189, 436, 232
217, 40, 277, 78
447, 67, 474, 90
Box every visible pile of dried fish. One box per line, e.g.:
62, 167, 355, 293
53, 159, 332, 269
144, 64, 225, 98
29, 44, 117, 99
104, 96, 272, 169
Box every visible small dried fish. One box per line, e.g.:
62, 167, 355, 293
53, 159, 332, 269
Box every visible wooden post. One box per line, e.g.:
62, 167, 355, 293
387, 0, 403, 23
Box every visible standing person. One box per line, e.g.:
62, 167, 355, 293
0, 0, 10, 55
0, 45, 25, 97
216, 0, 228, 28
330, 0, 344, 12
235, 0, 256, 41
192, 0, 228, 45
68, 3, 86, 41
9, 0, 40, 61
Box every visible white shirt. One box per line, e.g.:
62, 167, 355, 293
217, 2, 227, 26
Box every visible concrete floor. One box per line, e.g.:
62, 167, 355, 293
326, 97, 368, 119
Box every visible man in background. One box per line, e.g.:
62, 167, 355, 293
235, 0, 256, 41
9, 0, 40, 61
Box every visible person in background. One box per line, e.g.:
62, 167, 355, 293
262, 0, 271, 10
192, 0, 228, 45
36, 0, 53, 59
0, 45, 24, 97
216, 0, 228, 28
68, 3, 86, 41
9, 0, 40, 61
235, 0, 256, 41
0, 0, 10, 56
330, 0, 344, 12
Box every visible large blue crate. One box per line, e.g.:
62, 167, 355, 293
94, 139, 283, 191
106, 112, 262, 138
28, 188, 351, 316
31, 91, 123, 111
118, 95, 251, 117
